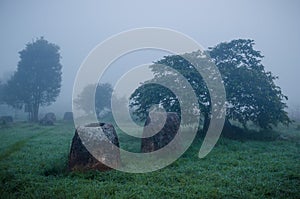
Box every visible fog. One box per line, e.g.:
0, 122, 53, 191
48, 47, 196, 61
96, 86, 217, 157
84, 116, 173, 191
1, 0, 300, 117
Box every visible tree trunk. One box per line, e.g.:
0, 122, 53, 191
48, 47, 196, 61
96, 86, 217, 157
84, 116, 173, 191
202, 112, 210, 134
223, 118, 232, 131
221, 118, 235, 138
28, 111, 32, 122
32, 103, 39, 122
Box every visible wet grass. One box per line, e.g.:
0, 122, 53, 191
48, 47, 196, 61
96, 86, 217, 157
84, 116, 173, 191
0, 127, 54, 161
0, 121, 299, 198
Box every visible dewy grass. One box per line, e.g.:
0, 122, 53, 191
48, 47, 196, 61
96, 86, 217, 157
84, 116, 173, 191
0, 126, 54, 161
0, 121, 299, 198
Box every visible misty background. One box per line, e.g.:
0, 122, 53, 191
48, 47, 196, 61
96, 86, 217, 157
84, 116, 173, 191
1, 0, 299, 117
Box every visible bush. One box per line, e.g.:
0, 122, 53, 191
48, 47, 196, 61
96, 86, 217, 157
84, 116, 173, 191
0, 116, 13, 126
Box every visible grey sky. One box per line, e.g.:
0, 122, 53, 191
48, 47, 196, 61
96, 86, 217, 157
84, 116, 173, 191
0, 0, 299, 113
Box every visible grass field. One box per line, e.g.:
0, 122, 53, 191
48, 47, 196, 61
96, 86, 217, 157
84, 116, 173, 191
0, 121, 299, 198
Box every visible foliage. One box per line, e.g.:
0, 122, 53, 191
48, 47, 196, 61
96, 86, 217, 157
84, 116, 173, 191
130, 83, 180, 121
2, 37, 62, 122
208, 39, 291, 129
130, 39, 291, 130
74, 83, 113, 117
130, 52, 213, 127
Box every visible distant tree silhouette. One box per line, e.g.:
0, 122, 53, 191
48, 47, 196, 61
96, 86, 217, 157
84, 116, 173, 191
3, 37, 62, 122
74, 83, 113, 118
0, 80, 3, 104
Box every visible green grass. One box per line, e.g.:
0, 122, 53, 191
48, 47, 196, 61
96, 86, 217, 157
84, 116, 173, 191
0, 122, 299, 198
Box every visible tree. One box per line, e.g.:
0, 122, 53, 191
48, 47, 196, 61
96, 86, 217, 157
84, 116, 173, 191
3, 37, 62, 122
208, 39, 291, 129
130, 39, 291, 132
130, 54, 208, 126
0, 80, 4, 104
74, 83, 113, 118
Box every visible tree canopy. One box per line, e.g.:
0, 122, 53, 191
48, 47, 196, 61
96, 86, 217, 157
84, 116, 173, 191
3, 37, 62, 122
74, 83, 113, 118
130, 39, 291, 131
208, 39, 291, 129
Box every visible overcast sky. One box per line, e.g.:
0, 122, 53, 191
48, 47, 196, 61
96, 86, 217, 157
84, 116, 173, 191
0, 0, 299, 113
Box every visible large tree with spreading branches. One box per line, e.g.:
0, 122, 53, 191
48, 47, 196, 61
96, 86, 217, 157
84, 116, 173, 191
130, 39, 291, 132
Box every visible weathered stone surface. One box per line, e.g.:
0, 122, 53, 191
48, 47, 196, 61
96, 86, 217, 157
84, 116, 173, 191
63, 112, 73, 121
0, 116, 13, 125
39, 112, 56, 125
141, 112, 180, 153
68, 123, 120, 171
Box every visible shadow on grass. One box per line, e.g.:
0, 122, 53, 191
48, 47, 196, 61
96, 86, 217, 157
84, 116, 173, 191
42, 154, 113, 179
42, 155, 129, 183
43, 156, 69, 177
221, 125, 280, 141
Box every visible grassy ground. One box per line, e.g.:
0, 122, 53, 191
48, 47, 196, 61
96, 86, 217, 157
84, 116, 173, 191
0, 121, 299, 198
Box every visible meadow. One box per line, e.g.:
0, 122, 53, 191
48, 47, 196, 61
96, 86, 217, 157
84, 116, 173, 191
0, 121, 299, 198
